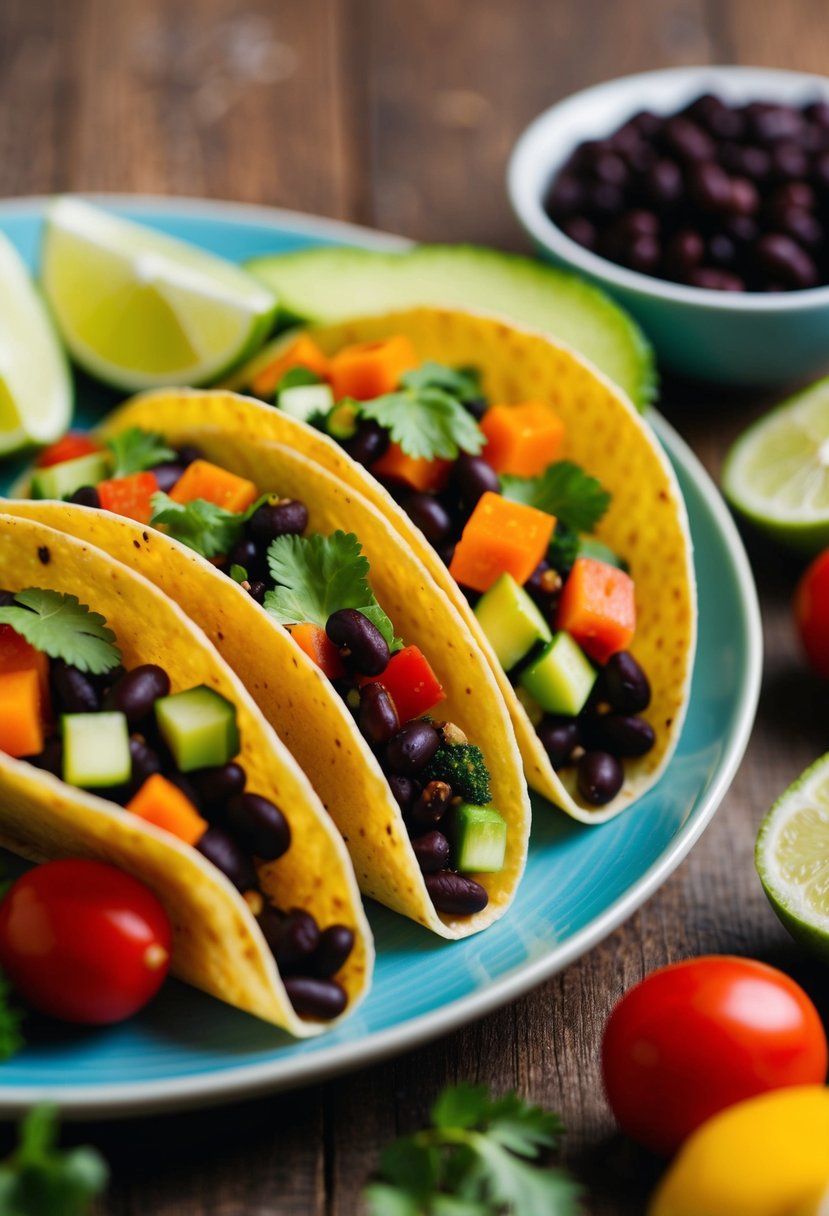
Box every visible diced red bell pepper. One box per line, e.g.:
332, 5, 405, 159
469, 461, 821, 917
36, 433, 102, 468
0, 669, 44, 758
361, 645, 445, 723
97, 471, 159, 524
290, 622, 345, 681
556, 557, 636, 664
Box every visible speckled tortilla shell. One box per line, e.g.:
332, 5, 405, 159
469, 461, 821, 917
0, 514, 373, 1034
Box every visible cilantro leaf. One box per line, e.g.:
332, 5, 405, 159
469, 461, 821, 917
547, 522, 581, 576
106, 427, 176, 477
0, 1106, 108, 1216
501, 461, 611, 533
401, 362, 482, 401
149, 492, 245, 560
0, 591, 121, 676
0, 970, 24, 1063
229, 564, 249, 584
356, 387, 484, 461
264, 531, 400, 651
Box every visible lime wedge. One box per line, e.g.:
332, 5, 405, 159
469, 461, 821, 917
0, 232, 72, 456
41, 199, 277, 391
723, 378, 829, 555
756, 753, 829, 957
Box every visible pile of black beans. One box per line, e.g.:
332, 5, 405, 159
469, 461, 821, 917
545, 94, 829, 291
21, 643, 353, 1020
325, 607, 490, 917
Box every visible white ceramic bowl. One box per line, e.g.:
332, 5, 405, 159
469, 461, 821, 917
508, 65, 829, 387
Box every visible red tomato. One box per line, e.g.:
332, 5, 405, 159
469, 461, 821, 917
601, 956, 828, 1156
36, 432, 101, 468
794, 549, 829, 678
0, 859, 172, 1025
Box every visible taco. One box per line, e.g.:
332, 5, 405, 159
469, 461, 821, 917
224, 306, 697, 823
10, 419, 530, 938
0, 513, 373, 1034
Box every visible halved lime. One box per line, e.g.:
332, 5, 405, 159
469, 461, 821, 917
0, 232, 72, 456
756, 753, 829, 957
723, 378, 829, 556
41, 199, 277, 391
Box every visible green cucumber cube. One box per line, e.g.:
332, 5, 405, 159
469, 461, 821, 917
279, 383, 334, 422
30, 451, 111, 501
519, 632, 596, 716
155, 685, 239, 772
326, 402, 359, 440
474, 573, 552, 671
450, 803, 507, 874
62, 712, 130, 788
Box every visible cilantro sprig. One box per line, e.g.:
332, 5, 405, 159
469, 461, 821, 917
0, 591, 121, 676
106, 427, 176, 477
0, 1107, 108, 1216
148, 491, 274, 561
501, 462, 611, 534
264, 531, 400, 651
353, 362, 485, 462
364, 1084, 580, 1216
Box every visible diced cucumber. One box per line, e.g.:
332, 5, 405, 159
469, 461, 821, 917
326, 401, 359, 440
449, 802, 507, 873
30, 451, 111, 500
474, 573, 552, 671
519, 632, 596, 716
279, 383, 334, 423
62, 711, 130, 788
578, 535, 628, 572
155, 685, 239, 773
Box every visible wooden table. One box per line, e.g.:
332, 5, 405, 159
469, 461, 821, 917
2, 1, 828, 1211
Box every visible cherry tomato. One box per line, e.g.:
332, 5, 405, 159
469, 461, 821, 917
795, 549, 829, 679
601, 956, 828, 1156
0, 859, 172, 1025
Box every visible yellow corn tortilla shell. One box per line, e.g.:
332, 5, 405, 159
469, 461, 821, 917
11, 437, 530, 937
0, 514, 372, 1035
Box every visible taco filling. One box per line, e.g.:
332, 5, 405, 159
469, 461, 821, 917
30, 429, 507, 916
0, 586, 356, 1021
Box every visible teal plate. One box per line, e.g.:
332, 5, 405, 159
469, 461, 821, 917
0, 197, 762, 1118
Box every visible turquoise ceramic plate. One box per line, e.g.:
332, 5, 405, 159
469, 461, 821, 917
0, 197, 762, 1118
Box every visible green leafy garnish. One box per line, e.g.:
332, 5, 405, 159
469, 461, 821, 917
364, 1083, 580, 1216
0, 1106, 108, 1216
547, 522, 581, 576
276, 366, 324, 395
106, 427, 176, 477
0, 591, 121, 676
401, 361, 482, 401
264, 531, 400, 651
229, 564, 249, 584
149, 492, 245, 560
0, 970, 24, 1063
353, 359, 485, 462
501, 462, 611, 534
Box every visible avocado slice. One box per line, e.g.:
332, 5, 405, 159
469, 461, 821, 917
245, 245, 656, 411
30, 450, 111, 500
62, 711, 130, 788
449, 802, 507, 873
474, 573, 552, 671
519, 632, 596, 716
155, 686, 240, 773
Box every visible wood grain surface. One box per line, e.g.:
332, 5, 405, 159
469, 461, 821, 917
2, 0, 828, 1211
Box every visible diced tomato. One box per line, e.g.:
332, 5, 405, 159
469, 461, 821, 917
97, 471, 159, 524
36, 433, 102, 468
361, 645, 445, 723
449, 492, 555, 593
127, 774, 208, 846
480, 402, 565, 477
556, 557, 636, 664
169, 460, 258, 514
370, 442, 452, 493
0, 669, 44, 758
290, 622, 345, 681
329, 336, 418, 400
251, 335, 331, 400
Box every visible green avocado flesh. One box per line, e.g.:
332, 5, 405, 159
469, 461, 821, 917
155, 686, 239, 773
449, 802, 508, 873
62, 711, 130, 788
474, 573, 552, 671
519, 631, 596, 716
245, 245, 656, 411
30, 451, 110, 500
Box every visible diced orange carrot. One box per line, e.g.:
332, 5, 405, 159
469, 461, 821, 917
556, 557, 636, 664
251, 335, 331, 400
370, 442, 452, 493
97, 471, 159, 524
36, 432, 102, 468
449, 492, 555, 593
0, 669, 44, 758
479, 402, 566, 477
169, 460, 258, 514
289, 622, 345, 681
127, 774, 208, 846
329, 336, 418, 400
0, 624, 51, 712
360, 645, 445, 722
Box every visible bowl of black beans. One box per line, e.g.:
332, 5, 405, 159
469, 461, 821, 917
508, 66, 829, 386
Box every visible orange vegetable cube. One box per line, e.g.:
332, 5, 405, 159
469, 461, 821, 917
290, 622, 345, 681
0, 624, 51, 712
97, 471, 159, 524
449, 492, 555, 593
127, 774, 208, 846
480, 402, 566, 477
556, 557, 636, 664
169, 460, 258, 514
370, 442, 452, 493
251, 334, 331, 400
0, 669, 44, 758
329, 336, 418, 400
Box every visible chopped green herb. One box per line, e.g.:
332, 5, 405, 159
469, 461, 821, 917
0, 591, 121, 676
501, 461, 611, 533
149, 492, 245, 560
547, 522, 581, 576
355, 386, 483, 462
0, 1106, 108, 1216
106, 427, 176, 477
401, 361, 482, 402
229, 564, 249, 584
424, 743, 492, 805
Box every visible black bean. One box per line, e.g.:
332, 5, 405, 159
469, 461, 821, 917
105, 664, 171, 724
388, 774, 416, 813
196, 826, 257, 891
68, 486, 100, 508
645, 159, 684, 206
306, 925, 355, 979
561, 216, 597, 250
687, 268, 744, 291
537, 717, 580, 767
326, 608, 389, 676
770, 181, 816, 215
525, 561, 563, 609
385, 721, 440, 776
461, 396, 489, 422
358, 682, 400, 746
603, 651, 651, 712
624, 234, 661, 275
342, 420, 390, 467
665, 229, 704, 278
247, 581, 267, 604
577, 751, 624, 805
807, 101, 829, 130
689, 162, 732, 211
589, 713, 656, 758
617, 209, 660, 239
708, 234, 737, 268
129, 735, 162, 784
665, 117, 715, 162
259, 907, 320, 971
727, 177, 759, 216
150, 463, 185, 493
247, 499, 308, 544
454, 453, 500, 509
593, 152, 628, 188
404, 493, 453, 546
771, 143, 809, 181
411, 831, 451, 874
545, 173, 584, 219
227, 793, 291, 861
585, 182, 624, 217
756, 233, 819, 289
29, 736, 63, 777
165, 770, 203, 809
779, 208, 823, 250
283, 976, 347, 1020
227, 536, 266, 579
409, 780, 452, 830
751, 105, 804, 143
51, 660, 100, 713
189, 762, 247, 806
177, 444, 203, 466
424, 872, 489, 915
631, 109, 663, 138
